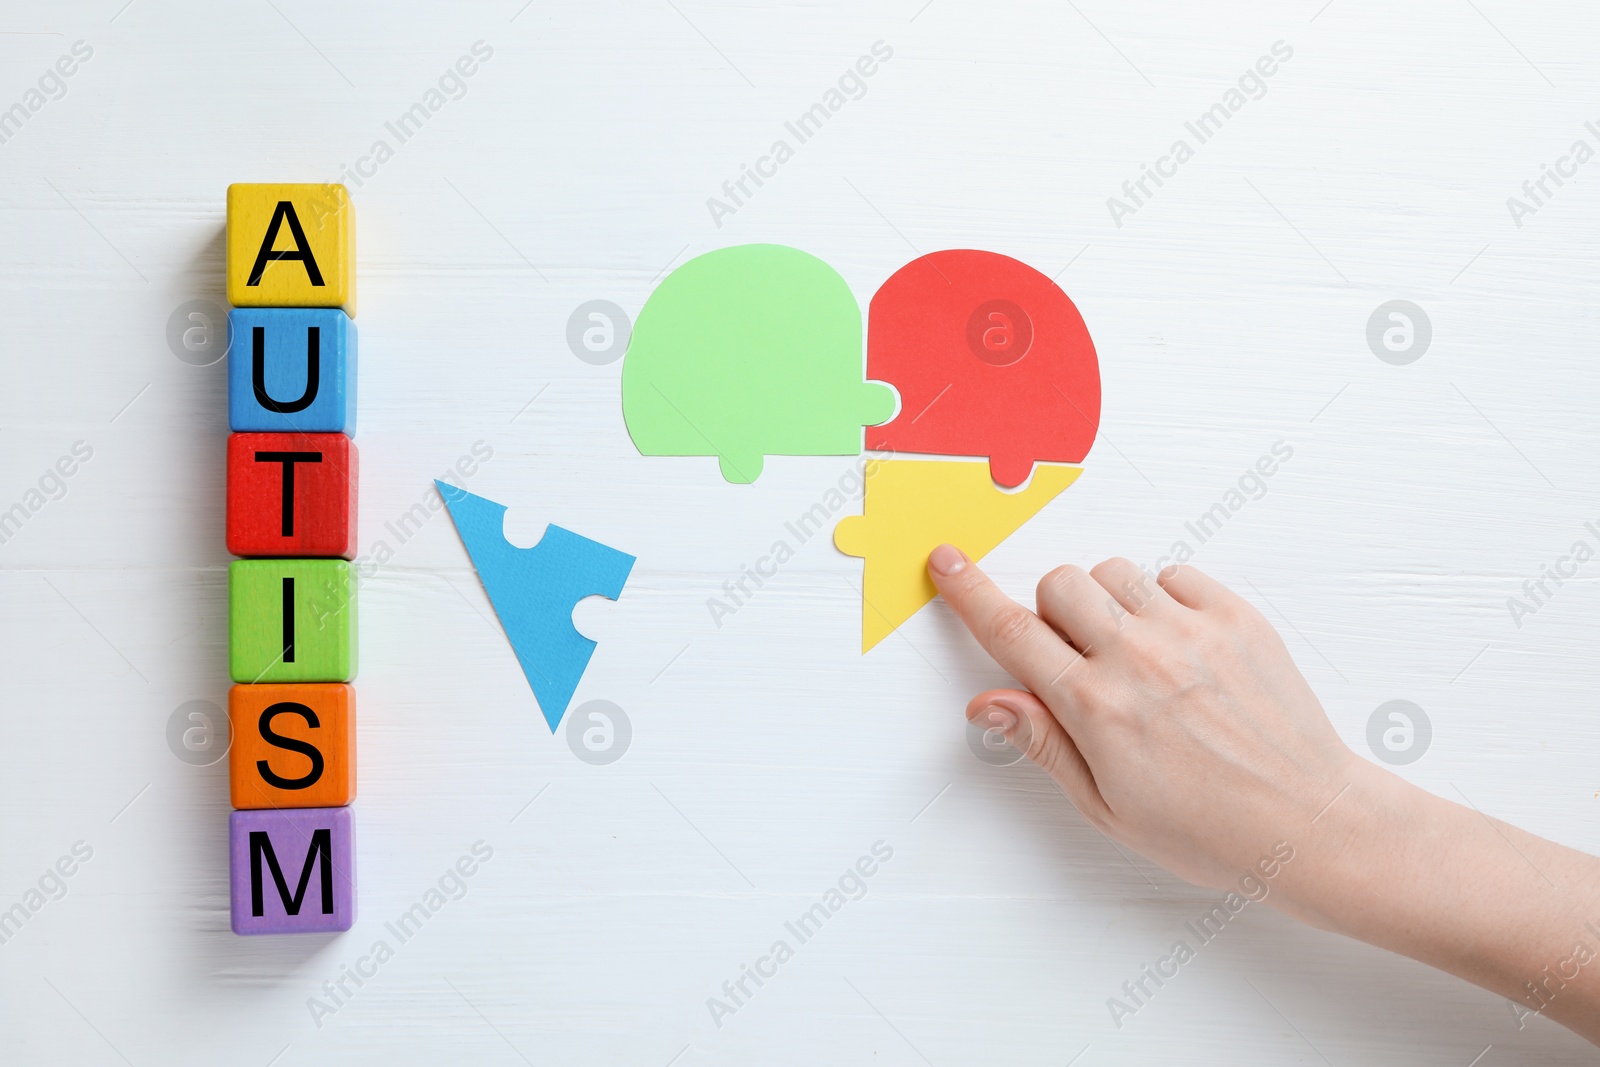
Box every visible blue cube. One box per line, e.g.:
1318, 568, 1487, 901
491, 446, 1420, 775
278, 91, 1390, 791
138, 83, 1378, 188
228, 307, 357, 434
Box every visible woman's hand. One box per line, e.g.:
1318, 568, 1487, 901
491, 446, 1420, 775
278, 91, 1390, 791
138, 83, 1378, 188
928, 546, 1360, 888
927, 545, 1600, 1044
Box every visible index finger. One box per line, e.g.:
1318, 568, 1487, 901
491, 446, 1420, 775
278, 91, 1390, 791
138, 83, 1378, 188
927, 544, 1084, 695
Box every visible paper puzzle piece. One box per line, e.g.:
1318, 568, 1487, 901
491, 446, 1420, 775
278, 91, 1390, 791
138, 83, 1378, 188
865, 250, 1101, 488
437, 481, 635, 731
622, 244, 896, 483
834, 460, 1081, 651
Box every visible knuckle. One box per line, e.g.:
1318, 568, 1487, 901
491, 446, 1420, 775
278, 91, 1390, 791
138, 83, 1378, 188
988, 604, 1040, 651
1038, 564, 1083, 600
1089, 556, 1134, 582
1026, 728, 1062, 773
1217, 596, 1262, 631
1040, 653, 1089, 701
950, 563, 993, 598
1169, 610, 1207, 642
1097, 558, 1163, 613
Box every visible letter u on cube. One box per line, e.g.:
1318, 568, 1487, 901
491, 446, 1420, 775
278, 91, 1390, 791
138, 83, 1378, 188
223, 184, 360, 935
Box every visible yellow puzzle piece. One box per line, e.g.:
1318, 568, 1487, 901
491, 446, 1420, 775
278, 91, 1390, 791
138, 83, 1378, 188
834, 460, 1081, 651
227, 183, 356, 314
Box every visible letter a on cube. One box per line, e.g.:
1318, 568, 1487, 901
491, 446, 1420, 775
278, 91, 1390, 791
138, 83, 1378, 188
230, 807, 355, 934
227, 183, 355, 313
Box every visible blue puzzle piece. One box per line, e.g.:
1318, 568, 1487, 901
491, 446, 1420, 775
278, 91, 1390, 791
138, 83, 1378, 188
436, 481, 635, 732
229, 307, 357, 434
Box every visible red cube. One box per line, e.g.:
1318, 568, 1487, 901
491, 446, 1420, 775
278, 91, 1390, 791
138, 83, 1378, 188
226, 432, 357, 559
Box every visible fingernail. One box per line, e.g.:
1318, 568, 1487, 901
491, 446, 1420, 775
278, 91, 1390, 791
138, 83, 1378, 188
980, 705, 1017, 733
929, 544, 968, 576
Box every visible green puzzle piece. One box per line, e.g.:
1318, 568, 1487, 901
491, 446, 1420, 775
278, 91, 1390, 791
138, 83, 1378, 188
621, 244, 896, 483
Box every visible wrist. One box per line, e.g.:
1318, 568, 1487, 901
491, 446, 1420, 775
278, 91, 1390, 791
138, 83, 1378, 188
1261, 755, 1426, 935
1262, 754, 1600, 1040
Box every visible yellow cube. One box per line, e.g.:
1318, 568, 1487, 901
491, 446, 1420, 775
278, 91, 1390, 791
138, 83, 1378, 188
227, 183, 355, 315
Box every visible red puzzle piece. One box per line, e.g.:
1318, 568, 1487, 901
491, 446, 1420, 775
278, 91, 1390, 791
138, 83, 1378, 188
865, 250, 1101, 487
226, 432, 357, 559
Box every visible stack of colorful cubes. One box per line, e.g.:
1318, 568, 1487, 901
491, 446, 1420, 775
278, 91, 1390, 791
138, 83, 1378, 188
223, 184, 359, 935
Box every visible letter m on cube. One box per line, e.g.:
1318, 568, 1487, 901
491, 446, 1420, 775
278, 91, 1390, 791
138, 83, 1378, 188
230, 807, 354, 934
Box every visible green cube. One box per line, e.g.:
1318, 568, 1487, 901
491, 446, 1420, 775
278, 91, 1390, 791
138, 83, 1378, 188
229, 559, 357, 683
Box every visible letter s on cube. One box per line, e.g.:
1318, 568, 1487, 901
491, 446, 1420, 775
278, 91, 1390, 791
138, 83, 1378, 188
228, 683, 356, 810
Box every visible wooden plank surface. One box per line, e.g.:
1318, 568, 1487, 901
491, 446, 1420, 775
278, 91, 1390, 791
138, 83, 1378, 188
2, 1, 1598, 1062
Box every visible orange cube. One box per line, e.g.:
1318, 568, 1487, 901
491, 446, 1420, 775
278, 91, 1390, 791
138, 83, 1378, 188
228, 683, 356, 810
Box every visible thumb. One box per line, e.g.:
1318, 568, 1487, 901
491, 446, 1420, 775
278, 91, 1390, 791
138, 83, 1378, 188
969, 688, 1111, 828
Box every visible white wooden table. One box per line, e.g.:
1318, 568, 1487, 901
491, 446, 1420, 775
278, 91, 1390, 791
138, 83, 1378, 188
3, 1, 1598, 1062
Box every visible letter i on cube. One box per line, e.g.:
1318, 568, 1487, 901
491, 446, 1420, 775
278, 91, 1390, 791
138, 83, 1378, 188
225, 183, 360, 934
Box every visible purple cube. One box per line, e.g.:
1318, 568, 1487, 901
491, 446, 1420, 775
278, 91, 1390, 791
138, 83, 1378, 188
230, 807, 355, 935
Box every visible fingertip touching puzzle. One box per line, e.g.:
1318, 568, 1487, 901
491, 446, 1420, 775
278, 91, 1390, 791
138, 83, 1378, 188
619, 244, 1102, 650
